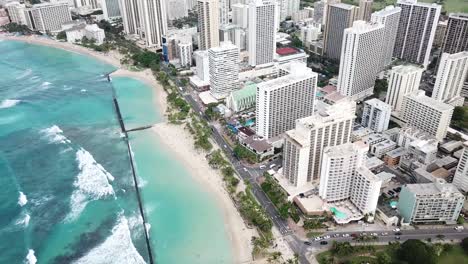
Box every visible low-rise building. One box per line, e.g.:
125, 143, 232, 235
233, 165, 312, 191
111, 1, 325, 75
370, 139, 397, 158
226, 81, 257, 112
63, 22, 105, 45
398, 179, 465, 224
383, 147, 405, 166
240, 135, 274, 160
274, 47, 308, 65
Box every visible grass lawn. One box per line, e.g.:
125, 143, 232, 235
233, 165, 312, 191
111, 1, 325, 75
437, 246, 468, 264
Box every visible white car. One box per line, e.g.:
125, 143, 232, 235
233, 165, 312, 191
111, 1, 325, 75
259, 165, 266, 169
393, 228, 400, 232
324, 235, 330, 239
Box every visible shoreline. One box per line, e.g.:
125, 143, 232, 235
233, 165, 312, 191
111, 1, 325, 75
1, 34, 252, 262
151, 123, 255, 263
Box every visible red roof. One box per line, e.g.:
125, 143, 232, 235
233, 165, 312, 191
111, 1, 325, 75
276, 47, 300, 56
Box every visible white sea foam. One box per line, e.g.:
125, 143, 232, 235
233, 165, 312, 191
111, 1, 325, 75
81, 89, 87, 93
25, 249, 37, 264
16, 213, 31, 227
18, 192, 28, 207
15, 68, 32, 80
145, 223, 151, 237
73, 216, 146, 264
0, 99, 21, 109
40, 125, 71, 144
41, 81, 52, 88
66, 149, 115, 221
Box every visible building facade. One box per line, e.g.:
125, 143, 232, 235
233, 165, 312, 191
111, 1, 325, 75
441, 13, 468, 55
432, 51, 468, 106
248, 0, 276, 67
178, 42, 193, 67
198, 0, 220, 50
208, 41, 239, 99
358, 0, 373, 21
282, 100, 356, 187
337, 21, 385, 101
256, 62, 317, 139
350, 166, 382, 215
394, 0, 441, 68
100, 0, 121, 20
370, 6, 402, 70
323, 3, 359, 60
398, 180, 465, 224
361, 98, 392, 133
386, 64, 423, 113
453, 142, 468, 193
5, 2, 27, 25
25, 2, 72, 33
401, 90, 454, 141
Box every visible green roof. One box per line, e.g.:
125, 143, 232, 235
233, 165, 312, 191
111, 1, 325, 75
231, 81, 257, 101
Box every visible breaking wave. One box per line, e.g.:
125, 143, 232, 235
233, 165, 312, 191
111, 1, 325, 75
66, 148, 115, 221
73, 216, 146, 264
25, 249, 37, 264
0, 99, 21, 109
16, 213, 31, 227
40, 125, 71, 144
18, 192, 28, 207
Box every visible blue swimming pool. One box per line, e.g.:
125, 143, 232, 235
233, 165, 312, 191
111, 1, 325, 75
331, 207, 347, 220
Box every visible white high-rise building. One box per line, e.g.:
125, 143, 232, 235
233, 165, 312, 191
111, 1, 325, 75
313, 0, 324, 24
351, 167, 382, 215
256, 62, 317, 139
166, 0, 188, 20
386, 64, 423, 112
361, 98, 391, 132
208, 41, 239, 99
232, 3, 248, 28
394, 0, 441, 68
5, 2, 27, 25
398, 179, 465, 224
282, 100, 356, 187
119, 0, 167, 47
337, 21, 385, 101
24, 2, 72, 32
178, 42, 193, 67
248, 0, 276, 67
219, 0, 229, 25
277, 0, 300, 21
370, 6, 401, 70
319, 142, 368, 202
401, 90, 454, 141
432, 51, 468, 106
100, 0, 121, 20
198, 0, 220, 50
453, 142, 468, 193
300, 23, 321, 43
358, 0, 373, 21
194, 50, 210, 81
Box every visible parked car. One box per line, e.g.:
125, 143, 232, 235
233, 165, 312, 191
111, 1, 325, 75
395, 236, 401, 240
304, 241, 312, 245
320, 241, 328, 245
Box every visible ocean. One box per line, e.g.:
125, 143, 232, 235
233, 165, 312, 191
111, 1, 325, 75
0, 40, 232, 263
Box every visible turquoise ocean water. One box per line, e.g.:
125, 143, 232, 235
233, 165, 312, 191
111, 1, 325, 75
0, 40, 232, 263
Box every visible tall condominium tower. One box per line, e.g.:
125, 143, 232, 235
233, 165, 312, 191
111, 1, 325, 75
453, 142, 468, 192
208, 41, 239, 99
119, 0, 167, 47
255, 62, 317, 139
361, 98, 392, 132
282, 99, 356, 187
386, 64, 423, 112
319, 142, 368, 202
432, 51, 468, 106
24, 2, 72, 32
198, 0, 220, 50
5, 2, 27, 25
441, 13, 468, 54
323, 3, 359, 60
401, 90, 454, 141
321, 0, 341, 25
337, 21, 384, 101
394, 0, 441, 68
248, 0, 276, 66
100, 0, 121, 20
166, 0, 188, 20
232, 3, 248, 28
358, 0, 373, 21
219, 0, 229, 25
370, 6, 402, 70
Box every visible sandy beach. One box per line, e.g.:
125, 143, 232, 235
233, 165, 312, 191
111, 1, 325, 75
1, 34, 253, 262
152, 123, 256, 263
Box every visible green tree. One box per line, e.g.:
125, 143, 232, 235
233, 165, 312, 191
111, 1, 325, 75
291, 35, 303, 48
56, 31, 67, 40
461, 237, 468, 254
376, 251, 392, 264
331, 241, 354, 257
458, 215, 465, 225
398, 240, 436, 264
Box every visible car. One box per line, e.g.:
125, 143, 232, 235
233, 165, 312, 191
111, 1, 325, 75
304, 241, 312, 246
395, 236, 401, 240
393, 228, 400, 232
243, 168, 248, 172
371, 233, 378, 236
381, 232, 388, 236
343, 234, 350, 237
320, 241, 328, 245
351, 233, 358, 238
259, 165, 266, 169
395, 232, 402, 235
333, 234, 340, 238
270, 164, 277, 169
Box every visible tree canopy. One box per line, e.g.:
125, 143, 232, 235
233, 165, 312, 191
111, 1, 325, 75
398, 239, 436, 264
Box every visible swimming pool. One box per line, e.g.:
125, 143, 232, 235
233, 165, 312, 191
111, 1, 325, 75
390, 201, 398, 208
331, 207, 347, 220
